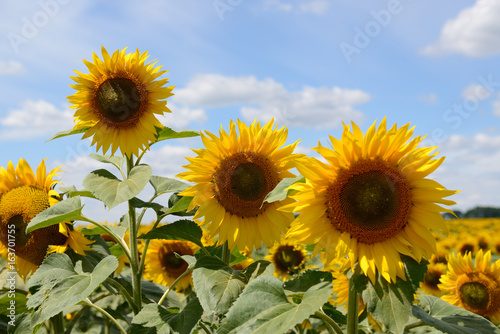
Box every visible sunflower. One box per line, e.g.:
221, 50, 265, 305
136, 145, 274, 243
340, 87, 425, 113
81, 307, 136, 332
326, 259, 366, 314
177, 119, 301, 251
0, 159, 93, 279
284, 118, 458, 283
439, 250, 500, 323
143, 239, 199, 291
419, 262, 447, 297
265, 238, 307, 280
67, 46, 174, 157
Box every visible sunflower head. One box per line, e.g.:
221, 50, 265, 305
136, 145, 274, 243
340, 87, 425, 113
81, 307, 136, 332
177, 119, 302, 251
420, 262, 447, 297
439, 249, 500, 323
67, 46, 174, 157
284, 118, 458, 283
265, 239, 307, 280
0, 159, 91, 279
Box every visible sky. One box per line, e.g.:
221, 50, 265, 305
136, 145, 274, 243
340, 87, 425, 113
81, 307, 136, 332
1, 0, 499, 223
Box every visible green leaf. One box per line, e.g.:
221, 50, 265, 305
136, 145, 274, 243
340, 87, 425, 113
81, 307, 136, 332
150, 175, 191, 196
166, 194, 196, 216
27, 253, 118, 327
89, 153, 126, 170
359, 256, 428, 334
129, 197, 165, 214
0, 292, 28, 315
264, 176, 304, 204
67, 190, 98, 199
218, 275, 332, 334
139, 219, 203, 248
192, 256, 248, 316
155, 127, 200, 142
283, 270, 333, 293
26, 196, 85, 233
45, 126, 90, 142
241, 260, 273, 280
130, 297, 203, 334
82, 165, 152, 209
79, 224, 127, 239
411, 295, 500, 334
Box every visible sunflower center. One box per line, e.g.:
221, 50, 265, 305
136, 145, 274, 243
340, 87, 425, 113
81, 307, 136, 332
460, 282, 490, 310
325, 159, 412, 244
163, 252, 188, 274
213, 152, 279, 217
273, 245, 304, 274
459, 244, 475, 255
0, 186, 67, 264
424, 271, 442, 289
95, 78, 144, 123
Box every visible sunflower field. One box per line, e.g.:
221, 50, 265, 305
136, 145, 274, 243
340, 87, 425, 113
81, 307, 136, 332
1, 47, 500, 334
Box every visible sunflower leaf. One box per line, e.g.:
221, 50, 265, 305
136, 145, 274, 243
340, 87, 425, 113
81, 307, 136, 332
150, 175, 191, 196
27, 253, 118, 328
283, 269, 333, 293
154, 127, 200, 142
130, 297, 203, 334
82, 165, 152, 209
218, 275, 332, 334
45, 126, 90, 142
26, 196, 85, 233
412, 295, 500, 334
89, 153, 126, 170
264, 176, 305, 204
139, 219, 203, 248
166, 193, 196, 216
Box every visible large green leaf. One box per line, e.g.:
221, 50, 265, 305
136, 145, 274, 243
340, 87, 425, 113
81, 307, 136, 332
82, 165, 152, 209
26, 196, 85, 233
45, 126, 90, 142
89, 153, 126, 170
192, 256, 248, 316
130, 297, 203, 334
218, 275, 332, 334
139, 220, 203, 248
155, 127, 200, 142
283, 269, 333, 293
27, 253, 118, 327
411, 295, 500, 334
264, 176, 304, 204
166, 194, 196, 216
150, 176, 191, 196
357, 256, 428, 334
0, 292, 28, 315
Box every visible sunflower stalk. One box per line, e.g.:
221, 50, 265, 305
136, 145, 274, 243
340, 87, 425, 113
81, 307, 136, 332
50, 311, 65, 334
347, 274, 359, 334
314, 310, 343, 334
157, 266, 194, 305
127, 155, 143, 313
221, 240, 231, 264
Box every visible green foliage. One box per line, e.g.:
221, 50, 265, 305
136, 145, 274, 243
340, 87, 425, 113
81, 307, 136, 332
218, 275, 333, 334
411, 295, 500, 334
166, 193, 196, 216
82, 165, 152, 208
154, 127, 200, 142
45, 126, 90, 141
130, 297, 204, 334
26, 196, 85, 233
89, 153, 126, 170
139, 219, 204, 247
264, 176, 304, 204
27, 253, 118, 328
149, 175, 191, 196
283, 269, 333, 292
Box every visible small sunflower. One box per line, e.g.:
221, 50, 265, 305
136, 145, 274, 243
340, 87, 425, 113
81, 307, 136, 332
143, 239, 198, 291
177, 119, 301, 251
265, 238, 307, 280
68, 46, 174, 157
0, 159, 93, 279
284, 118, 458, 283
439, 249, 500, 323
326, 259, 366, 314
419, 262, 447, 297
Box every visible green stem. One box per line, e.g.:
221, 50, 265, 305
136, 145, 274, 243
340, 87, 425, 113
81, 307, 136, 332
84, 298, 127, 334
127, 155, 142, 313
221, 240, 231, 264
65, 306, 90, 334
138, 213, 162, 279
198, 321, 212, 334
50, 312, 65, 334
404, 320, 425, 331
106, 277, 138, 314
158, 267, 194, 306
347, 274, 359, 334
314, 310, 343, 334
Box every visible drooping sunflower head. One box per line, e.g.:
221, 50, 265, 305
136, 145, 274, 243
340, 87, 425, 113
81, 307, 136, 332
177, 119, 302, 251
439, 250, 500, 323
143, 239, 199, 291
0, 159, 92, 279
68, 46, 174, 157
265, 238, 307, 280
284, 118, 458, 283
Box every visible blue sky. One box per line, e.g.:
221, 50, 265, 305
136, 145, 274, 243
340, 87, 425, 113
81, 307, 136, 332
1, 0, 499, 222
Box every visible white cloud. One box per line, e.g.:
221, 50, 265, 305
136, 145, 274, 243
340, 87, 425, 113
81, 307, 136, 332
0, 100, 73, 140
174, 74, 370, 129
418, 93, 439, 105
262, 0, 328, 14
493, 93, 500, 117
421, 0, 500, 57
159, 103, 207, 131
0, 60, 25, 75
142, 144, 196, 178
461, 83, 493, 101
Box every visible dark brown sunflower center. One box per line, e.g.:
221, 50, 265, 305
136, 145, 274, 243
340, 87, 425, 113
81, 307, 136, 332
478, 240, 488, 251
213, 152, 279, 217
424, 271, 442, 289
273, 245, 304, 274
96, 78, 143, 123
163, 252, 188, 274
460, 282, 490, 310
459, 244, 475, 255
0, 186, 67, 265
325, 159, 412, 244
